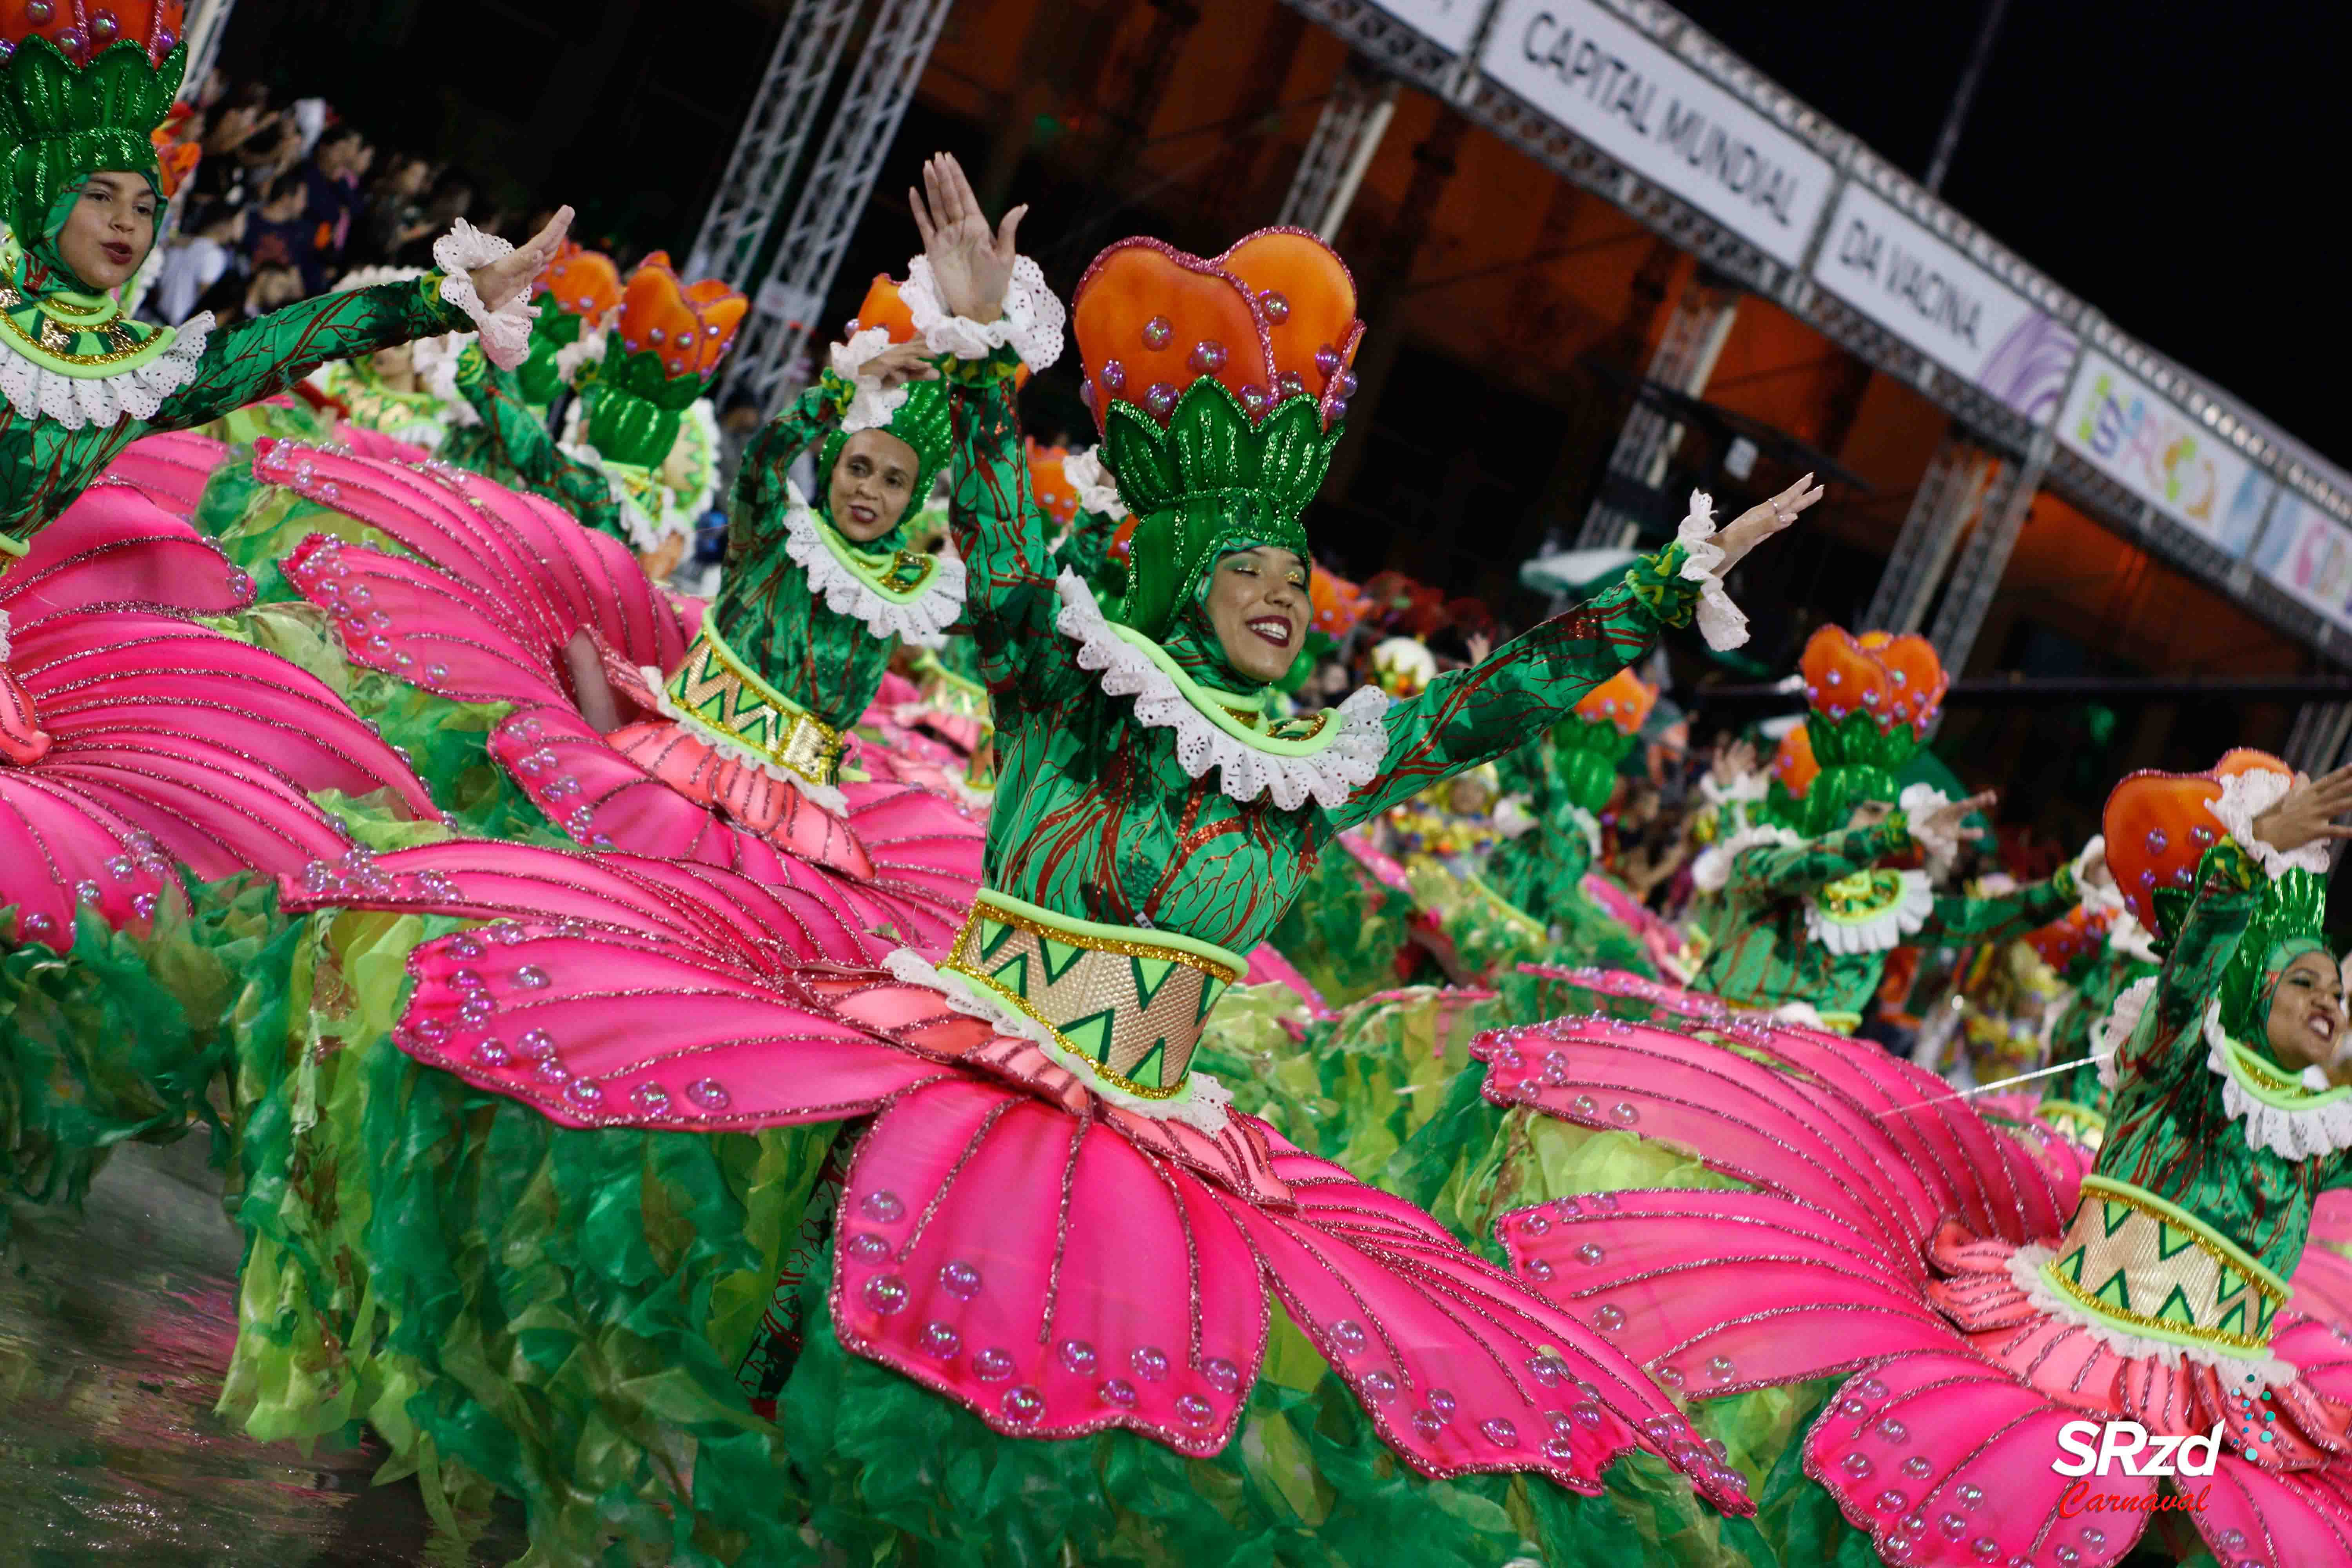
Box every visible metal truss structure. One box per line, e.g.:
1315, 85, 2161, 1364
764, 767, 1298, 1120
1276, 58, 1399, 238
1574, 281, 1740, 548
700, 0, 956, 413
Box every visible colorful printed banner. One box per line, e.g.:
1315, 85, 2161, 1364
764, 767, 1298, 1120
2060, 350, 2274, 556
2253, 495, 2352, 629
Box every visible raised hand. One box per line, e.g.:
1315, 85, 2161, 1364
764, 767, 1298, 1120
909, 153, 1026, 323
1717, 473, 1827, 569
2254, 764, 2352, 855
1922, 789, 1996, 845
867, 340, 941, 390
467, 205, 573, 314
1715, 736, 1759, 782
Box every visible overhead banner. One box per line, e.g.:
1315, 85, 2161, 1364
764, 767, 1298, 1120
2060, 350, 2275, 556
1478, 0, 1834, 267
1365, 0, 1492, 54
1809, 183, 2076, 425
2254, 495, 2352, 630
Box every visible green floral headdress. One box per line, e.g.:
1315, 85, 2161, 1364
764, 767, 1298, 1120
1072, 229, 1362, 640
517, 241, 622, 407
0, 11, 184, 261
1555, 667, 1659, 812
576, 251, 744, 469
1788, 624, 1950, 836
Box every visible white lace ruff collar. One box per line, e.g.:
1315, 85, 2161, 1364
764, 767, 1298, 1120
781, 482, 964, 649
1053, 572, 1387, 813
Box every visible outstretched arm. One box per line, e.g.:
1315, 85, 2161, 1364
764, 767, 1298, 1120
149, 211, 572, 432
450, 346, 628, 541
1730, 819, 1916, 897
1331, 476, 1820, 829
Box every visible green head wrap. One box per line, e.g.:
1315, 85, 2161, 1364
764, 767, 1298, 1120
2202, 872, 2332, 1046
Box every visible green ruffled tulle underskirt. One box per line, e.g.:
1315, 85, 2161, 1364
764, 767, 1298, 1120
218, 904, 1882, 1566
1267, 847, 1415, 1009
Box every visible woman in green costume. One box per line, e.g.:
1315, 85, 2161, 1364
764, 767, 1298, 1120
1491, 750, 2352, 1566
0, 12, 568, 561
212, 154, 1833, 1566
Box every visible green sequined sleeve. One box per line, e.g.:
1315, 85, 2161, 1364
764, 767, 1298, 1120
1729, 820, 1914, 896
2123, 841, 2262, 1078
1921, 864, 2079, 943
944, 359, 1065, 701
149, 276, 472, 430
723, 383, 844, 574
1330, 547, 1699, 827
450, 346, 627, 542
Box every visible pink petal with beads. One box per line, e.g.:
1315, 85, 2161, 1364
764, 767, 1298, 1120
277, 839, 881, 967
395, 928, 941, 1131
1214, 1147, 1751, 1510
2, 485, 250, 624
1802, 1352, 2154, 1568
829, 1076, 1268, 1455
2193, 1460, 2352, 1568
283, 535, 566, 706
1498, 1190, 1959, 1390
0, 767, 171, 942
98, 431, 231, 520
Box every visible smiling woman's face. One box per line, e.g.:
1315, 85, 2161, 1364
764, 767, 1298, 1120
1203, 546, 1308, 684
57, 171, 157, 292
2267, 949, 2346, 1076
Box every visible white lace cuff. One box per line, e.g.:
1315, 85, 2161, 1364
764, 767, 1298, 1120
2205, 768, 2332, 879
432, 220, 538, 369
1897, 782, 1960, 876
902, 254, 1066, 371
2091, 975, 2156, 1090
1699, 769, 1769, 809
1494, 795, 1540, 840
5, 313, 212, 430
1063, 445, 1125, 517
1673, 491, 1747, 652
828, 325, 911, 435
2073, 835, 2125, 916
412, 335, 480, 429
1690, 820, 1802, 894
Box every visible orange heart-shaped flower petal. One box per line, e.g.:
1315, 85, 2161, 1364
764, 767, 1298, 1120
617, 253, 746, 379
1220, 229, 1362, 422
1801, 626, 1889, 726
1872, 633, 1947, 733
6, 0, 183, 62
1575, 667, 1659, 735
2102, 749, 2289, 931
541, 243, 623, 321
1768, 722, 1819, 799
848, 274, 917, 346
1026, 441, 1079, 531
1074, 240, 1270, 425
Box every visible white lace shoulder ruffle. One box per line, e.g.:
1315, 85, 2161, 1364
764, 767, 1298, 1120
1673, 491, 1751, 653
1699, 768, 1769, 811
2006, 1243, 2297, 1387
1053, 572, 1387, 813
1063, 445, 1125, 518
2, 311, 212, 430
902, 254, 1066, 372
881, 947, 1234, 1134
782, 483, 964, 649
432, 219, 537, 369
1802, 867, 1933, 955
410, 334, 481, 430
552, 322, 607, 385
2204, 999, 2352, 1161
557, 438, 683, 552
1690, 819, 1802, 894
2206, 770, 2333, 880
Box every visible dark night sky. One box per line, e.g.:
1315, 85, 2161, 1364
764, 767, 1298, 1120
1670, 0, 2345, 470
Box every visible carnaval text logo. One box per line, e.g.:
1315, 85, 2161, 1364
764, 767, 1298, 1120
2051, 1420, 2223, 1477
